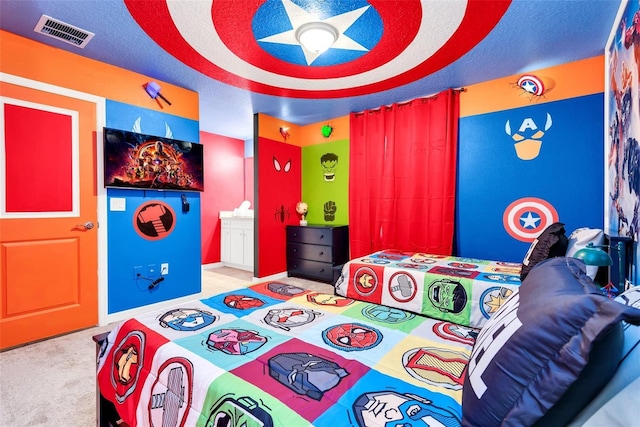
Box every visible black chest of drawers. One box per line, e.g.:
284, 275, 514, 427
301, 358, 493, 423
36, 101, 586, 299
286, 225, 349, 283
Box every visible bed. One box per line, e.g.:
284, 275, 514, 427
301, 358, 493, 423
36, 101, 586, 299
96, 279, 476, 426
334, 250, 522, 329
96, 252, 640, 427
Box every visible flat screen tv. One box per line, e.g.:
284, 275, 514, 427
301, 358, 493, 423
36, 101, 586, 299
104, 127, 204, 192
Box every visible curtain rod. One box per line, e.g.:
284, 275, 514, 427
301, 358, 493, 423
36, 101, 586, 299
353, 87, 466, 115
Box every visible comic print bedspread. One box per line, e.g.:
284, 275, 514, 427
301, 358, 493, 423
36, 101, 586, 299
96, 281, 477, 427
335, 250, 522, 328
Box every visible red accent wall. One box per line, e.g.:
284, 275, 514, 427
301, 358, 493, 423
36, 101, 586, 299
244, 157, 254, 205
200, 131, 245, 264
256, 136, 301, 277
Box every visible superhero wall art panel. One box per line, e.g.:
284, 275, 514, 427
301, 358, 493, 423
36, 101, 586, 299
457, 94, 605, 262
257, 136, 301, 277
607, 0, 640, 284
302, 140, 349, 225
104, 104, 202, 315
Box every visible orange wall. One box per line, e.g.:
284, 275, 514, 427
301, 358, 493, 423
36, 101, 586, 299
460, 55, 604, 117
258, 57, 604, 144
0, 30, 198, 118
256, 113, 350, 146
257, 113, 302, 145
300, 115, 350, 145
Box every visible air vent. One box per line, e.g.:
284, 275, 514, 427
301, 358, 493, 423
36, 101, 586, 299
34, 15, 94, 48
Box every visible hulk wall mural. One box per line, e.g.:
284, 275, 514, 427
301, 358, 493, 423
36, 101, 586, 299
302, 140, 349, 225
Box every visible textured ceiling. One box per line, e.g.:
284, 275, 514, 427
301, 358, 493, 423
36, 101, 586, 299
0, 0, 621, 140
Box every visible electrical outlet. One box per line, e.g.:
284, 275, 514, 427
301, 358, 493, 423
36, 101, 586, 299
161, 263, 169, 275
147, 264, 157, 278
133, 266, 143, 280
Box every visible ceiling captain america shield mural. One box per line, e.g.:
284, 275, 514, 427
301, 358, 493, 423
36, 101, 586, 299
503, 197, 559, 242
124, 0, 510, 98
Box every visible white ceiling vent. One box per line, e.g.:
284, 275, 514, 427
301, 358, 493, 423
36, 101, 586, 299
34, 15, 94, 48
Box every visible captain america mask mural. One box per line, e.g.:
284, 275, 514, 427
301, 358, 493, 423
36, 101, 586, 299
505, 113, 553, 160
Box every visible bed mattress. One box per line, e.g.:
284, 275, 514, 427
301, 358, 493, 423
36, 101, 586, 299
335, 250, 522, 328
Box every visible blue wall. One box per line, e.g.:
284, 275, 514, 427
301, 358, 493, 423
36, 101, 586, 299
456, 93, 604, 262
105, 100, 202, 314
107, 190, 202, 313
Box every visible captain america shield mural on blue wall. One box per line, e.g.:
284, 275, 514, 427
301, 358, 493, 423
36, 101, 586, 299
124, 0, 510, 98
503, 197, 559, 242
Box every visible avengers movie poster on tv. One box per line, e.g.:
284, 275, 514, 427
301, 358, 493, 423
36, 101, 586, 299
104, 127, 204, 192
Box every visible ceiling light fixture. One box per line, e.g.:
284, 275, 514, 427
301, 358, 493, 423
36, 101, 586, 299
295, 22, 338, 54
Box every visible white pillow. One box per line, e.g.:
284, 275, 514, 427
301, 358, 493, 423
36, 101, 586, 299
565, 227, 605, 279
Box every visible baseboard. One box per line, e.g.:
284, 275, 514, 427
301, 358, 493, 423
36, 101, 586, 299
202, 262, 224, 270
252, 271, 288, 283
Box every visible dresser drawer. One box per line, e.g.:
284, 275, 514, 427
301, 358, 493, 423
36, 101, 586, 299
285, 225, 349, 284
286, 226, 334, 245
287, 242, 332, 263
286, 258, 334, 282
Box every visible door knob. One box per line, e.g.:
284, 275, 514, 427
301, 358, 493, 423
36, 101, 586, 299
77, 221, 95, 230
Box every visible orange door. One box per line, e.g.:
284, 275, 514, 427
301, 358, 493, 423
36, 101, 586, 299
0, 82, 98, 349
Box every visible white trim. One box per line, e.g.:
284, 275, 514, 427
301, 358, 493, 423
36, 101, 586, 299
0, 73, 109, 327
202, 262, 224, 270
252, 270, 287, 283
0, 97, 80, 218
220, 261, 253, 272
202, 263, 286, 283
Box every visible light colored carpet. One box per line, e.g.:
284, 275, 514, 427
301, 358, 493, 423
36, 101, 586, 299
0, 268, 333, 427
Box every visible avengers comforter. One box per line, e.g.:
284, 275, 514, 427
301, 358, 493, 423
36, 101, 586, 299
335, 250, 522, 328
97, 281, 476, 427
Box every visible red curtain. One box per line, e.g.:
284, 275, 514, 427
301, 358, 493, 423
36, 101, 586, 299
349, 89, 460, 258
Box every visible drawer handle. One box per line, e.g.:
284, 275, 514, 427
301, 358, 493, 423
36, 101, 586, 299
320, 268, 325, 272
293, 248, 297, 253
319, 251, 324, 256
319, 234, 324, 239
